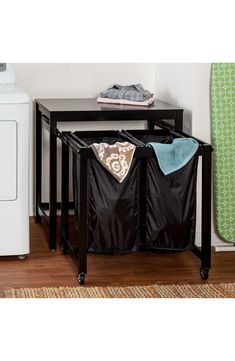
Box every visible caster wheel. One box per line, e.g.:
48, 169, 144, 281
78, 273, 85, 285
35, 215, 41, 224
200, 268, 209, 280
61, 246, 68, 255
18, 255, 26, 260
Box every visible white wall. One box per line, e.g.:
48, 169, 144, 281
155, 63, 193, 134
14, 63, 156, 215
192, 64, 211, 142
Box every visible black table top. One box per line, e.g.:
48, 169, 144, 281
36, 98, 183, 113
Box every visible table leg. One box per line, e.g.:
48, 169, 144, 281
175, 110, 184, 131
35, 103, 42, 224
147, 119, 155, 130
200, 145, 212, 276
49, 120, 57, 250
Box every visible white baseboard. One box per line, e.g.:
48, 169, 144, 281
195, 231, 235, 251
29, 205, 34, 217
214, 245, 235, 252
29, 205, 73, 217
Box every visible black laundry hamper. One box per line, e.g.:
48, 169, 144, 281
61, 130, 143, 261
123, 129, 199, 252
59, 127, 212, 284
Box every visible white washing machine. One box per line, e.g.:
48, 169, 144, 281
0, 63, 29, 257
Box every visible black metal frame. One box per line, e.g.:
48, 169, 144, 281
59, 127, 212, 284
35, 99, 184, 250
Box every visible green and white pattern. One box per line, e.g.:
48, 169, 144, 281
211, 63, 235, 243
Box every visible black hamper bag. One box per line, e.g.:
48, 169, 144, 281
125, 130, 199, 251
72, 131, 141, 254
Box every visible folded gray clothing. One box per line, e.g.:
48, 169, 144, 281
100, 83, 153, 102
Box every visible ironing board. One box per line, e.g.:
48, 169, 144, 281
211, 63, 235, 243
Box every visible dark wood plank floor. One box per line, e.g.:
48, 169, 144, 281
1, 218, 235, 297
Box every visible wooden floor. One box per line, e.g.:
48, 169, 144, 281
1, 218, 235, 297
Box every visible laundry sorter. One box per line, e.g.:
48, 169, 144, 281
57, 126, 212, 285
0, 63, 29, 257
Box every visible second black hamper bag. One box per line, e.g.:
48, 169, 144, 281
124, 129, 199, 251
72, 131, 141, 255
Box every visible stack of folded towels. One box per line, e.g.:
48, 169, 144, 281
97, 83, 156, 106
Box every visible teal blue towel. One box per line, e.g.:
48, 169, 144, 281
148, 138, 199, 175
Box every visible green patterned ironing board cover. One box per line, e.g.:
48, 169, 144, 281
211, 63, 235, 243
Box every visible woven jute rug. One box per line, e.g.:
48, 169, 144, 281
4, 283, 235, 298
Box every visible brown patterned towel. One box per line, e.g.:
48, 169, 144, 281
90, 142, 136, 182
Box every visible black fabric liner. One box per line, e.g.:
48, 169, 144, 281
73, 132, 141, 254
126, 130, 198, 251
